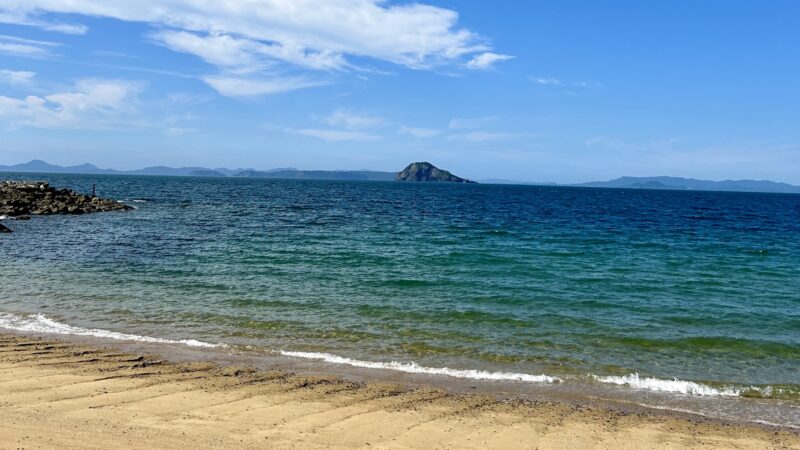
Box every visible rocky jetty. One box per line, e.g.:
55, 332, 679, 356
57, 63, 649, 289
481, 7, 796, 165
0, 181, 132, 232
395, 162, 475, 183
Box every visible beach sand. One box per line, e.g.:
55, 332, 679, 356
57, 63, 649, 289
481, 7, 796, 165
0, 334, 797, 449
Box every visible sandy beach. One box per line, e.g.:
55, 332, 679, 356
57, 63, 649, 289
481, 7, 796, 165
0, 334, 796, 449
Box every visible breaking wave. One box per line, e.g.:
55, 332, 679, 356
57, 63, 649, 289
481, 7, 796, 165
280, 350, 562, 383
0, 312, 223, 349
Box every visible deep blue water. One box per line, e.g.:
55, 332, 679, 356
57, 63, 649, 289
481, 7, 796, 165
1, 173, 799, 413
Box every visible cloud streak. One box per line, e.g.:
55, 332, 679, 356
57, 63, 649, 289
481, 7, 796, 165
287, 128, 381, 142
0, 11, 86, 35
466, 52, 514, 70
324, 109, 385, 130
531, 77, 603, 88
399, 126, 440, 138
0, 34, 60, 58
202, 76, 326, 98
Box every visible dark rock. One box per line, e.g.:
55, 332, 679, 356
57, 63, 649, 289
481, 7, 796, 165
0, 223, 11, 233
0, 181, 133, 220
16, 215, 31, 220
395, 162, 475, 183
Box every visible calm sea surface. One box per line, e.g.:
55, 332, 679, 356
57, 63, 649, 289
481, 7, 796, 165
2, 173, 799, 424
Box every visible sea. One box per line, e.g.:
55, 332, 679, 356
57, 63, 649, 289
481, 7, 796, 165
1, 173, 798, 427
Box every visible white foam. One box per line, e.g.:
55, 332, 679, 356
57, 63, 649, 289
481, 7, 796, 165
131, 199, 147, 203
0, 312, 223, 349
591, 373, 741, 397
280, 351, 562, 383
0, 215, 7, 220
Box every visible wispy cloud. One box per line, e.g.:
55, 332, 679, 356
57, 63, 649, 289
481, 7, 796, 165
531, 77, 602, 87
324, 108, 385, 130
0, 79, 143, 129
166, 92, 211, 106
0, 69, 36, 87
202, 76, 327, 98
466, 52, 514, 70
531, 77, 561, 86
399, 126, 441, 138
287, 128, 381, 142
448, 116, 497, 130
91, 50, 137, 59
0, 34, 60, 58
0, 11, 86, 35
448, 131, 528, 142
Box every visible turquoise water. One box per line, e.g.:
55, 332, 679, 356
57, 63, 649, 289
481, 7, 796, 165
1, 174, 799, 422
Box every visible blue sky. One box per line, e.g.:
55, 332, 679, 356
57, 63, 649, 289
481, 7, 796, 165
0, 1, 798, 183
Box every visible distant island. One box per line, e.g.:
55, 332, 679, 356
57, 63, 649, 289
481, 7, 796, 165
575, 176, 800, 194
395, 162, 475, 183
2, 160, 799, 194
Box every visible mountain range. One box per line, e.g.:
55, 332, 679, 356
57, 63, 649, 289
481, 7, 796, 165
1, 160, 799, 194
576, 176, 800, 194
0, 160, 394, 180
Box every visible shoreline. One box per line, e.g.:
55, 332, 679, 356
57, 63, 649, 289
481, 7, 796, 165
0, 332, 797, 449
1, 311, 798, 430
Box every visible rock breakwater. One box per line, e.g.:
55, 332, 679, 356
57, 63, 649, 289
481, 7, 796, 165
0, 181, 133, 231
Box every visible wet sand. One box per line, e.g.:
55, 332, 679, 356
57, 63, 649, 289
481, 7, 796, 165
0, 333, 797, 449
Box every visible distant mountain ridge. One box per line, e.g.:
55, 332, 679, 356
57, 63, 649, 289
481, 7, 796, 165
0, 160, 236, 177
1, 160, 799, 193
0, 160, 394, 181
577, 176, 800, 194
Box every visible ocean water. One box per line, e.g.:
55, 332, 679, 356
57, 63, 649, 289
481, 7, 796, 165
1, 173, 799, 425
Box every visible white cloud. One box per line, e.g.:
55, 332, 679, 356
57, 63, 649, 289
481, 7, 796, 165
532, 77, 603, 88
399, 126, 440, 138
532, 77, 562, 86
0, 11, 86, 35
448, 116, 497, 130
0, 1, 505, 96
37, 22, 87, 35
0, 34, 59, 58
0, 79, 142, 129
324, 109, 384, 130
0, 69, 36, 86
152, 31, 267, 73
202, 76, 326, 97
466, 52, 514, 70
288, 128, 381, 142
153, 30, 348, 73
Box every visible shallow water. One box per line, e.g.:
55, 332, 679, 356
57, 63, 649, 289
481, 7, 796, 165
1, 173, 799, 425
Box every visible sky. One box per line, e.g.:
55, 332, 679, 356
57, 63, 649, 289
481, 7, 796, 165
0, 1, 799, 183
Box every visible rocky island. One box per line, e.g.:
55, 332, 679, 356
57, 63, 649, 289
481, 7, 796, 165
395, 162, 475, 183
0, 181, 133, 233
